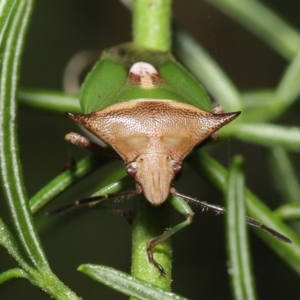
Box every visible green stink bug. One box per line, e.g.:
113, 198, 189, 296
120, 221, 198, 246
53, 43, 291, 275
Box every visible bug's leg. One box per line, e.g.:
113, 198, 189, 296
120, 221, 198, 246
146, 192, 195, 276
47, 187, 142, 216
246, 217, 291, 243
94, 206, 134, 224
65, 132, 118, 158
172, 188, 292, 244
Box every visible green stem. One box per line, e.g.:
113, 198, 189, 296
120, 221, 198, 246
132, 0, 171, 51
131, 198, 172, 288
131, 0, 172, 291
26, 268, 80, 300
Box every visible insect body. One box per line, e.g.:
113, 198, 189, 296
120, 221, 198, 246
68, 89, 239, 206
60, 44, 291, 275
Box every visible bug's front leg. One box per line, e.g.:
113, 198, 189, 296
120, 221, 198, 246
146, 194, 194, 276
65, 132, 118, 158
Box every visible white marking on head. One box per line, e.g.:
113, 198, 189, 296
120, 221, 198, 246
130, 62, 158, 76
128, 62, 162, 88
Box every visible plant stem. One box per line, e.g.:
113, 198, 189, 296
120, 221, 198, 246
131, 198, 172, 289
132, 0, 171, 51
131, 0, 173, 291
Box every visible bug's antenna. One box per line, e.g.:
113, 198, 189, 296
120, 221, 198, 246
171, 188, 292, 244
47, 188, 141, 216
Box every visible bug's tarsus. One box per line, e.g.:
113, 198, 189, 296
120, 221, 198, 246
246, 217, 292, 244
146, 243, 166, 277
146, 237, 167, 276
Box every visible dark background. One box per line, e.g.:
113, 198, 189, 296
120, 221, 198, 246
1, 0, 300, 299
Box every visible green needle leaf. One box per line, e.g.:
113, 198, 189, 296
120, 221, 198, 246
18, 88, 81, 113
226, 156, 257, 300
241, 90, 286, 123
206, 0, 300, 60
277, 48, 300, 104
29, 156, 108, 214
0, 0, 15, 44
0, 2, 82, 298
269, 147, 300, 204
275, 204, 300, 221
78, 264, 187, 300
188, 151, 300, 276
228, 124, 300, 151
0, 268, 27, 286
0, 0, 48, 269
174, 26, 242, 112
0, 219, 29, 267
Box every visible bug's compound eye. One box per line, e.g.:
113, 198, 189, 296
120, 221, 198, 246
171, 161, 181, 175
126, 162, 138, 178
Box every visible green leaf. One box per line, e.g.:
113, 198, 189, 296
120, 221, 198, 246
78, 264, 187, 300
277, 48, 300, 104
228, 124, 300, 150
0, 268, 27, 286
174, 26, 242, 112
0, 219, 29, 267
0, 0, 48, 269
206, 0, 300, 60
187, 151, 300, 276
241, 90, 286, 123
269, 147, 300, 204
18, 88, 81, 113
275, 204, 300, 221
29, 156, 110, 214
0, 2, 82, 298
226, 156, 257, 300
0, 0, 15, 44
0, 220, 81, 299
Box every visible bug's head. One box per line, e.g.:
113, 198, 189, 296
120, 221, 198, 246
126, 153, 181, 206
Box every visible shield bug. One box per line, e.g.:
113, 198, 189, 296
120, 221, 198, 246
54, 43, 291, 275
